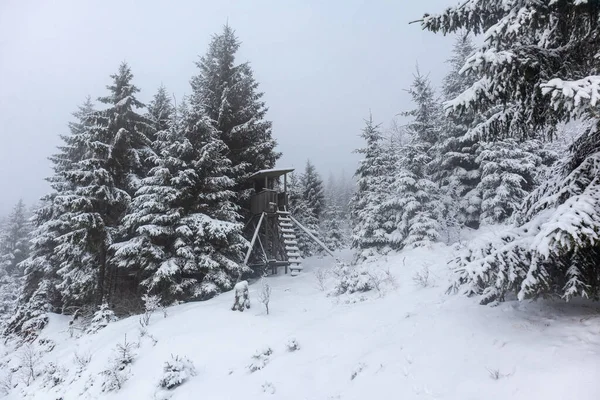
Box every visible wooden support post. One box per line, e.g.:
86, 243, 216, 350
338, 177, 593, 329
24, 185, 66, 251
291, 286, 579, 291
289, 215, 338, 260
244, 212, 265, 266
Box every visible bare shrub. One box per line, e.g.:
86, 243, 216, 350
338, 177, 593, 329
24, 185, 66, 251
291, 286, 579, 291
314, 268, 329, 291
350, 363, 366, 380
247, 347, 273, 373
74, 350, 92, 371
19, 344, 39, 386
258, 279, 272, 315
382, 267, 398, 289
140, 293, 162, 327
487, 367, 512, 380
412, 266, 432, 288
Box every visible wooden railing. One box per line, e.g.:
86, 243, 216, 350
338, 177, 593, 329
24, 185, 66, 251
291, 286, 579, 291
251, 190, 278, 214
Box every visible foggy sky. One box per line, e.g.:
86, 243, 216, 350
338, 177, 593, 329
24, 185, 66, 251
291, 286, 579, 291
0, 0, 457, 214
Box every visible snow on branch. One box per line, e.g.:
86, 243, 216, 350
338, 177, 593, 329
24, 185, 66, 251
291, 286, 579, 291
542, 76, 600, 117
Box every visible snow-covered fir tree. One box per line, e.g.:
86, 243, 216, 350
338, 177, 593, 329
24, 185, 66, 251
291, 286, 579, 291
146, 85, 175, 144
422, 0, 600, 302
431, 34, 482, 230
191, 24, 280, 213
7, 63, 153, 336
383, 70, 443, 250
301, 160, 325, 221
321, 173, 351, 250
350, 115, 397, 260
0, 199, 31, 326
113, 90, 247, 302
4, 98, 96, 336
0, 199, 31, 276
289, 160, 325, 257
320, 203, 346, 251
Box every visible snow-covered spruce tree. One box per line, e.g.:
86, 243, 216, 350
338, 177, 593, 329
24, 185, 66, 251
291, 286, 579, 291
4, 98, 96, 337
145, 85, 175, 145
113, 91, 247, 301
321, 203, 346, 251
291, 160, 325, 257
350, 115, 397, 260
54, 62, 153, 309
422, 0, 600, 302
7, 64, 153, 337
302, 160, 325, 221
0, 200, 31, 326
0, 199, 31, 277
383, 70, 443, 249
431, 34, 482, 230
191, 24, 280, 214
321, 175, 349, 251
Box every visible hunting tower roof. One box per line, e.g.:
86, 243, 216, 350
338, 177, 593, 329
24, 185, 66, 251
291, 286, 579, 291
248, 168, 295, 181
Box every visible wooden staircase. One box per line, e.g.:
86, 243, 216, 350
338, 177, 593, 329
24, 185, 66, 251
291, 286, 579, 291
277, 210, 303, 276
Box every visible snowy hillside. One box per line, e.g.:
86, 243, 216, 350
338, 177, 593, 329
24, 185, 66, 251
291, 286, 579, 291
1, 241, 599, 400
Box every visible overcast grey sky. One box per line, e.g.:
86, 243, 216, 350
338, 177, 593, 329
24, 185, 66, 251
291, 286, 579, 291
0, 0, 457, 214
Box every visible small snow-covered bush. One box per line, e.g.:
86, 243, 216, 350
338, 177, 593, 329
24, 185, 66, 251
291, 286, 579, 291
113, 335, 136, 370
101, 368, 128, 392
262, 381, 276, 394
0, 372, 14, 395
101, 335, 137, 392
247, 347, 273, 373
87, 303, 117, 334
42, 362, 66, 387
158, 355, 196, 390
331, 265, 374, 295
231, 281, 250, 312
38, 338, 56, 353
285, 338, 300, 352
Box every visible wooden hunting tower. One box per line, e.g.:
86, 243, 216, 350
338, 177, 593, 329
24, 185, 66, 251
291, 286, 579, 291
243, 168, 337, 276
244, 168, 303, 275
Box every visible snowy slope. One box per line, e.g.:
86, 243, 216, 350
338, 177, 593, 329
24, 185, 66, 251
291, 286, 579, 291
1, 242, 599, 400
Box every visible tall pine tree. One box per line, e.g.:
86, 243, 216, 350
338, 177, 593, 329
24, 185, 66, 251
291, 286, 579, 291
0, 199, 31, 326
5, 98, 97, 336
191, 25, 280, 213
350, 115, 396, 260
7, 63, 153, 337
384, 70, 443, 249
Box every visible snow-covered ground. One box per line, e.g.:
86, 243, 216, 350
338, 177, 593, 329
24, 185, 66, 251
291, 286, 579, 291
1, 241, 599, 399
